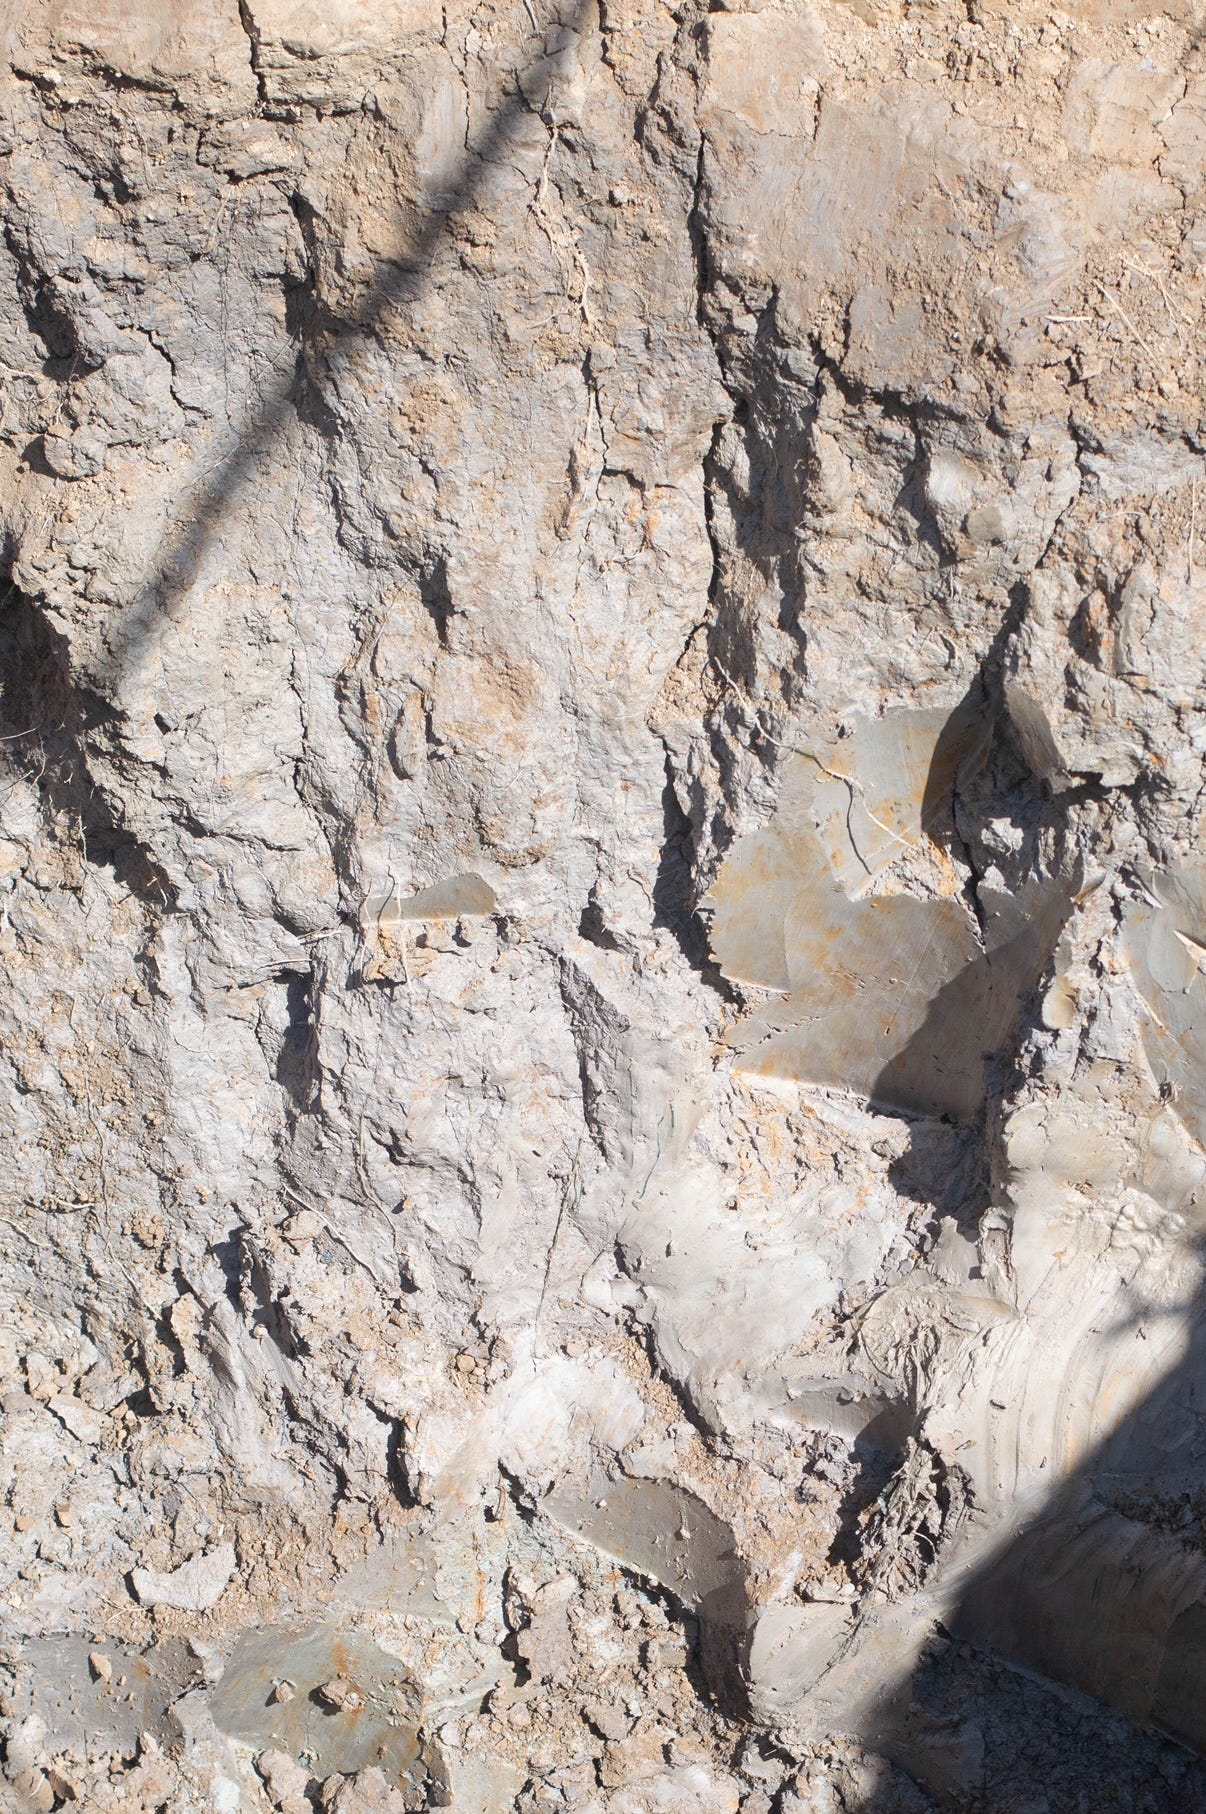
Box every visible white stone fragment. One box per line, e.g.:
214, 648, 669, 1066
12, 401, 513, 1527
131, 1542, 237, 1612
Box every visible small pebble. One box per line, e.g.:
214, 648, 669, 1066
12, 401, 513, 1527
315, 1678, 364, 1712
12, 1770, 53, 1814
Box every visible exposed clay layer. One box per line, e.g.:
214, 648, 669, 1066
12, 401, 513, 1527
1, 2, 1205, 1810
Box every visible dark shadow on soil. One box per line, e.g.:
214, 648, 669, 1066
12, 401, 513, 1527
855, 1254, 1206, 1809
847, 1212, 1206, 1810
0, 577, 178, 907
852, 647, 1206, 1804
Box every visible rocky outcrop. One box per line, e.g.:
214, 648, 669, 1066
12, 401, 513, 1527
1, 2, 1205, 1809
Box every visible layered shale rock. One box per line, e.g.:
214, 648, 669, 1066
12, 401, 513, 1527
1, 1, 1206, 1809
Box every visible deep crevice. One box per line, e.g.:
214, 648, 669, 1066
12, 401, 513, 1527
652, 748, 737, 1002
0, 578, 178, 910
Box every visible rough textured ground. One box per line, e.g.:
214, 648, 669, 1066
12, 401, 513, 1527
1, 1, 1206, 1809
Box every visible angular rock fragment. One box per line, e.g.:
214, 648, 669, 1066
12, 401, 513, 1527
316, 1676, 365, 1713
1124, 861, 1206, 1150
257, 1746, 310, 1809
11, 1638, 199, 1760
708, 707, 1072, 1117
210, 1626, 426, 1792
369, 872, 498, 923
131, 1542, 236, 1612
319, 1766, 415, 1813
